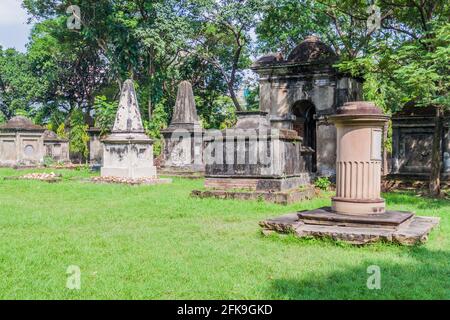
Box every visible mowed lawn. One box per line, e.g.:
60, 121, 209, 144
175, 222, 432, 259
0, 168, 448, 300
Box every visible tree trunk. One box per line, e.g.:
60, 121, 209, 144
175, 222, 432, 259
429, 106, 443, 196
228, 84, 242, 111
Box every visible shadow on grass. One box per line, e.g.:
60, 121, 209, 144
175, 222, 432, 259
384, 191, 450, 210
268, 246, 450, 299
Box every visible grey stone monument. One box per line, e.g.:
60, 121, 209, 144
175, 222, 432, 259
43, 130, 70, 163
101, 79, 157, 179
0, 116, 46, 166
252, 36, 364, 177
192, 111, 314, 205
161, 81, 204, 174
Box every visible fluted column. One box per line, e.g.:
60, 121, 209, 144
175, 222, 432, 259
330, 102, 389, 215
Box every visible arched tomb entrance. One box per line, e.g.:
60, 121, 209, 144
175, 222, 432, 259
292, 100, 317, 172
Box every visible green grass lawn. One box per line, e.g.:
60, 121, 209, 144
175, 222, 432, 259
0, 167, 448, 299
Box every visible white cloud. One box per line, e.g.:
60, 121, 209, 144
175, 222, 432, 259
0, 0, 33, 52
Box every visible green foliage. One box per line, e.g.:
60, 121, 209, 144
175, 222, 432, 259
196, 95, 237, 129
56, 123, 68, 140
244, 85, 260, 111
0, 47, 44, 118
144, 100, 169, 156
93, 95, 118, 135
43, 156, 55, 167
0, 111, 5, 124
314, 176, 331, 191
69, 108, 90, 162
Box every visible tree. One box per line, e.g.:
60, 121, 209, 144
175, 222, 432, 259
0, 47, 44, 119
257, 0, 449, 196
188, 0, 263, 111
334, 1, 449, 196
69, 108, 90, 163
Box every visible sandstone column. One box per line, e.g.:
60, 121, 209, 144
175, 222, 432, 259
330, 101, 390, 215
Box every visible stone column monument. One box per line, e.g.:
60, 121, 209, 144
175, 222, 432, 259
101, 79, 157, 179
160, 81, 204, 175
331, 102, 389, 215
260, 101, 440, 245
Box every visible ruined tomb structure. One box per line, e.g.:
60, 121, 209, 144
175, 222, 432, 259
43, 130, 70, 163
101, 79, 157, 179
161, 81, 204, 173
204, 111, 310, 191
0, 116, 46, 166
252, 36, 363, 177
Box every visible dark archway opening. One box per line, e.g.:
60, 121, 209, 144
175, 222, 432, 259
292, 100, 317, 172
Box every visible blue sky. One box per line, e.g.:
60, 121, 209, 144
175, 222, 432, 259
0, 0, 33, 52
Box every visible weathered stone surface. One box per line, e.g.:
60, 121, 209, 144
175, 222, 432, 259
43, 130, 70, 163
205, 175, 310, 192
330, 101, 390, 215
161, 81, 204, 172
169, 81, 200, 128
389, 104, 450, 180
0, 116, 46, 166
191, 185, 314, 205
88, 127, 103, 165
101, 79, 158, 179
204, 112, 310, 190
393, 216, 440, 245
260, 210, 440, 245
297, 208, 414, 229
259, 213, 301, 233
252, 36, 363, 177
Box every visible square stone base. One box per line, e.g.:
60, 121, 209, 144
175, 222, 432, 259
191, 186, 315, 205
260, 208, 440, 245
159, 166, 205, 179
204, 174, 310, 192
101, 166, 157, 179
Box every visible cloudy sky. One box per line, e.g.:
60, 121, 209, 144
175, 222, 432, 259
0, 0, 33, 52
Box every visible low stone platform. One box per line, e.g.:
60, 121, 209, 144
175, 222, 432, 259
90, 176, 172, 186
191, 186, 315, 205
158, 168, 204, 179
260, 208, 440, 245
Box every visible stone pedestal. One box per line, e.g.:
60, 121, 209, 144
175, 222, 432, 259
260, 102, 440, 244
192, 111, 313, 204
161, 81, 204, 175
101, 79, 157, 179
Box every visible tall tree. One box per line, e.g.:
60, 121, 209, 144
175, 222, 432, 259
188, 0, 263, 111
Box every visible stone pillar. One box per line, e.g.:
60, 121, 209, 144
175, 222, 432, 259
330, 101, 390, 215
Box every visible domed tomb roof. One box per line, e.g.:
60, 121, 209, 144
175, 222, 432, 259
0, 116, 45, 131
254, 52, 285, 66
287, 36, 336, 63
